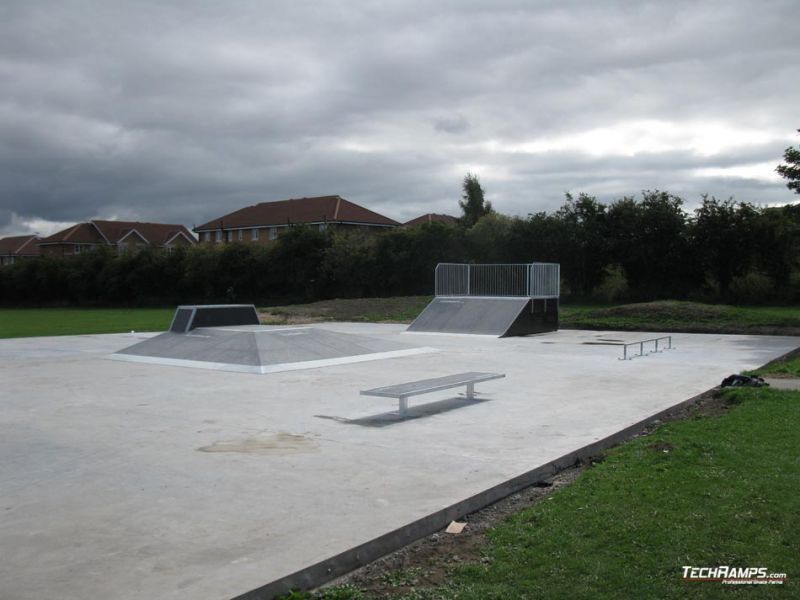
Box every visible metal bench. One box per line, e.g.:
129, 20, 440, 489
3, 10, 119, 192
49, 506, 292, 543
361, 371, 506, 417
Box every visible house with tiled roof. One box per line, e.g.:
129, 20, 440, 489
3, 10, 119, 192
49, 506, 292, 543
194, 195, 399, 244
37, 220, 196, 256
403, 213, 458, 227
0, 234, 41, 265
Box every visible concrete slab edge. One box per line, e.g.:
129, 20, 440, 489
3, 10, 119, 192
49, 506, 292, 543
231, 387, 714, 600
106, 352, 264, 374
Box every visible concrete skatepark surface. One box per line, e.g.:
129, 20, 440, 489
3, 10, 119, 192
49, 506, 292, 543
0, 323, 797, 600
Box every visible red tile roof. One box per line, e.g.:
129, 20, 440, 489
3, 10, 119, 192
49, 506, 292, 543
92, 220, 196, 245
404, 213, 458, 227
38, 221, 196, 246
38, 223, 105, 245
195, 195, 399, 231
0, 234, 41, 256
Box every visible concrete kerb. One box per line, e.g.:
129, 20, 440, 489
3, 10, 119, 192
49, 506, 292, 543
232, 387, 713, 600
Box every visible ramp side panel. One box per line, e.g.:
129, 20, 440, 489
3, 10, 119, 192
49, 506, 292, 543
189, 305, 260, 329
407, 297, 530, 335
501, 298, 559, 337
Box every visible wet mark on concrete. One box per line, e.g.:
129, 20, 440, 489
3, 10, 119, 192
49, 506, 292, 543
198, 432, 318, 454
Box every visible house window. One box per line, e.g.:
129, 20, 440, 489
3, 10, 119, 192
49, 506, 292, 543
226, 231, 233, 242
319, 223, 328, 232
252, 228, 259, 241
237, 230, 243, 241
215, 231, 222, 242
201, 232, 208, 242
269, 227, 278, 241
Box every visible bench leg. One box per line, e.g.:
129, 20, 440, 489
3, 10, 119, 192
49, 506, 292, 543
466, 382, 475, 400
398, 396, 408, 417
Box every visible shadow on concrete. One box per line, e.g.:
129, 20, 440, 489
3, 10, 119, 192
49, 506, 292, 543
315, 396, 491, 427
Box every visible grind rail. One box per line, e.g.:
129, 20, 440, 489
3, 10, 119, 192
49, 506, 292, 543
620, 336, 673, 360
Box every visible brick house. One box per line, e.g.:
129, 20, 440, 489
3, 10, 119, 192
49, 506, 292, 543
0, 234, 41, 265
37, 220, 196, 256
194, 195, 399, 245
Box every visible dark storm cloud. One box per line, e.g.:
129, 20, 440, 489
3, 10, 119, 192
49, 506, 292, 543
1, 0, 798, 235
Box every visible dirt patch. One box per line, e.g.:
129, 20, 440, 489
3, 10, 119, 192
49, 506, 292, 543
591, 300, 726, 320
260, 312, 330, 325
319, 388, 734, 599
258, 297, 432, 325
197, 432, 318, 454
648, 441, 676, 453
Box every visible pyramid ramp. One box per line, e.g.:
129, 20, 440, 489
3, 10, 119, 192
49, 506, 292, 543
407, 297, 558, 337
109, 326, 437, 374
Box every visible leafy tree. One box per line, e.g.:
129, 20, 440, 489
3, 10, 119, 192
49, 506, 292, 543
554, 193, 609, 296
459, 172, 492, 227
776, 129, 800, 194
606, 191, 694, 298
466, 213, 515, 262
690, 196, 759, 296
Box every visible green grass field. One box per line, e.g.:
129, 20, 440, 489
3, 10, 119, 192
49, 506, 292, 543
443, 388, 798, 599
0, 308, 174, 338
1, 299, 798, 338
750, 354, 800, 378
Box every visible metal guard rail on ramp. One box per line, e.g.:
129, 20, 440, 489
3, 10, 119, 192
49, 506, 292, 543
435, 263, 560, 299
407, 262, 561, 337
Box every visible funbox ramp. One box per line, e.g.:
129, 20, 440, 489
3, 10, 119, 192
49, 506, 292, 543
407, 296, 558, 337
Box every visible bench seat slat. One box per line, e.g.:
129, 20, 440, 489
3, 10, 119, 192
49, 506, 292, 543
361, 371, 504, 398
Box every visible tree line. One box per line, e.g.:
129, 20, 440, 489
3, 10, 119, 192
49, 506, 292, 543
1, 191, 799, 307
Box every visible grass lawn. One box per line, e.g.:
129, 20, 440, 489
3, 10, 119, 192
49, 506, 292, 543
311, 387, 799, 599
2, 298, 798, 338
0, 308, 174, 338
750, 354, 800, 378
446, 388, 798, 599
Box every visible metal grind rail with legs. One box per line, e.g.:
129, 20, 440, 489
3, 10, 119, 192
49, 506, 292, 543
620, 336, 673, 360
435, 263, 560, 299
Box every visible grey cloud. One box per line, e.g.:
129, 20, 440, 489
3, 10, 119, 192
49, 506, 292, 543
0, 0, 798, 235
434, 115, 470, 134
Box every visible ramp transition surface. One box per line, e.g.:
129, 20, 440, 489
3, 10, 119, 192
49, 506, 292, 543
407, 296, 557, 336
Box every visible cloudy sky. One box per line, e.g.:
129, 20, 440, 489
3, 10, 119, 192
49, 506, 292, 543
1, 0, 798, 235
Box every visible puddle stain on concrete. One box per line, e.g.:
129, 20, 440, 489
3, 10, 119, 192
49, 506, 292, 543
198, 432, 319, 454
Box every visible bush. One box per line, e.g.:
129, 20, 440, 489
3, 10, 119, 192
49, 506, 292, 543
591, 265, 630, 303
728, 271, 775, 305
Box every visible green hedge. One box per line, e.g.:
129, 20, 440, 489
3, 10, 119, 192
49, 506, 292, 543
1, 194, 798, 307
